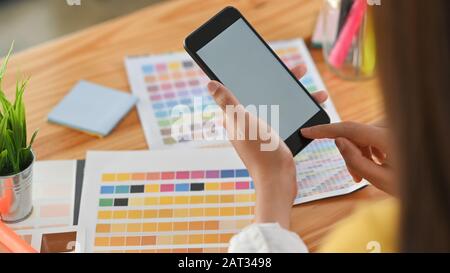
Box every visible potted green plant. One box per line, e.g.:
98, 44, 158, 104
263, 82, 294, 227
0, 44, 38, 223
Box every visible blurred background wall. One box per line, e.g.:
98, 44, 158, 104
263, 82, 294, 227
0, 0, 163, 54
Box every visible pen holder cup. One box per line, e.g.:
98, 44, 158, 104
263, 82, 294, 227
322, 0, 377, 80
0, 154, 34, 223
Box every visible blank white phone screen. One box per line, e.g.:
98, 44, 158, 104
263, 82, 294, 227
197, 18, 319, 140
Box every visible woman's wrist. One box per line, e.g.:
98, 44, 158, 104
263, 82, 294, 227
253, 178, 296, 229
254, 201, 291, 229
249, 157, 297, 230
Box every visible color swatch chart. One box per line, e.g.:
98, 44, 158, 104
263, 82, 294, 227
125, 39, 340, 149
294, 139, 368, 204
79, 146, 367, 253
95, 169, 254, 253
8, 161, 76, 231
79, 149, 258, 253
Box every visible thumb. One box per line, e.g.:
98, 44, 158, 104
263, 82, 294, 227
207, 80, 266, 153
207, 81, 240, 111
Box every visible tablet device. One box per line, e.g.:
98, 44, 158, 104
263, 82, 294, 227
184, 6, 330, 155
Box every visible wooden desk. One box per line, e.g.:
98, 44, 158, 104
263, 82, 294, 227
3, 0, 387, 252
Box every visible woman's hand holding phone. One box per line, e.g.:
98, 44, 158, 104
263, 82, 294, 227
207, 65, 328, 229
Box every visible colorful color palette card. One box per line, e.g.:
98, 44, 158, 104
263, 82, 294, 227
125, 38, 340, 149
294, 139, 367, 203
8, 161, 77, 231
79, 147, 367, 253
48, 81, 137, 137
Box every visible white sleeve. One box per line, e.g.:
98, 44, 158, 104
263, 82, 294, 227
228, 223, 309, 253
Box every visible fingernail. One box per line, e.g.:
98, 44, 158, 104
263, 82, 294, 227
335, 139, 345, 152
300, 128, 311, 136
207, 81, 220, 95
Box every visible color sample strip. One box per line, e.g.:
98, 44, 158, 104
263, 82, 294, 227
101, 169, 249, 182
96, 206, 255, 219
94, 233, 235, 247
95, 248, 228, 253
100, 181, 254, 194
98, 194, 256, 207
95, 219, 252, 234
39, 204, 71, 218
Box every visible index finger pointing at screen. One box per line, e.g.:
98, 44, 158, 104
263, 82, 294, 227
300, 122, 389, 151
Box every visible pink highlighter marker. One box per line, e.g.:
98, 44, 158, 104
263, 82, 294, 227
328, 0, 367, 69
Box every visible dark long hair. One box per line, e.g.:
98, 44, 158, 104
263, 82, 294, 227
374, 0, 450, 252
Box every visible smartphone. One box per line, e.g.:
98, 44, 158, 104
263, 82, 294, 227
184, 6, 330, 155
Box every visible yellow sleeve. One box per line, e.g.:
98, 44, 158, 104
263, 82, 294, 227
319, 198, 399, 253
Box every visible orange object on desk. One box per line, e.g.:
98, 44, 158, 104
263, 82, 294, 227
0, 178, 13, 216
0, 221, 37, 253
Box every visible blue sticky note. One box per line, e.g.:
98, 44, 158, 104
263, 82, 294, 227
48, 81, 137, 137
